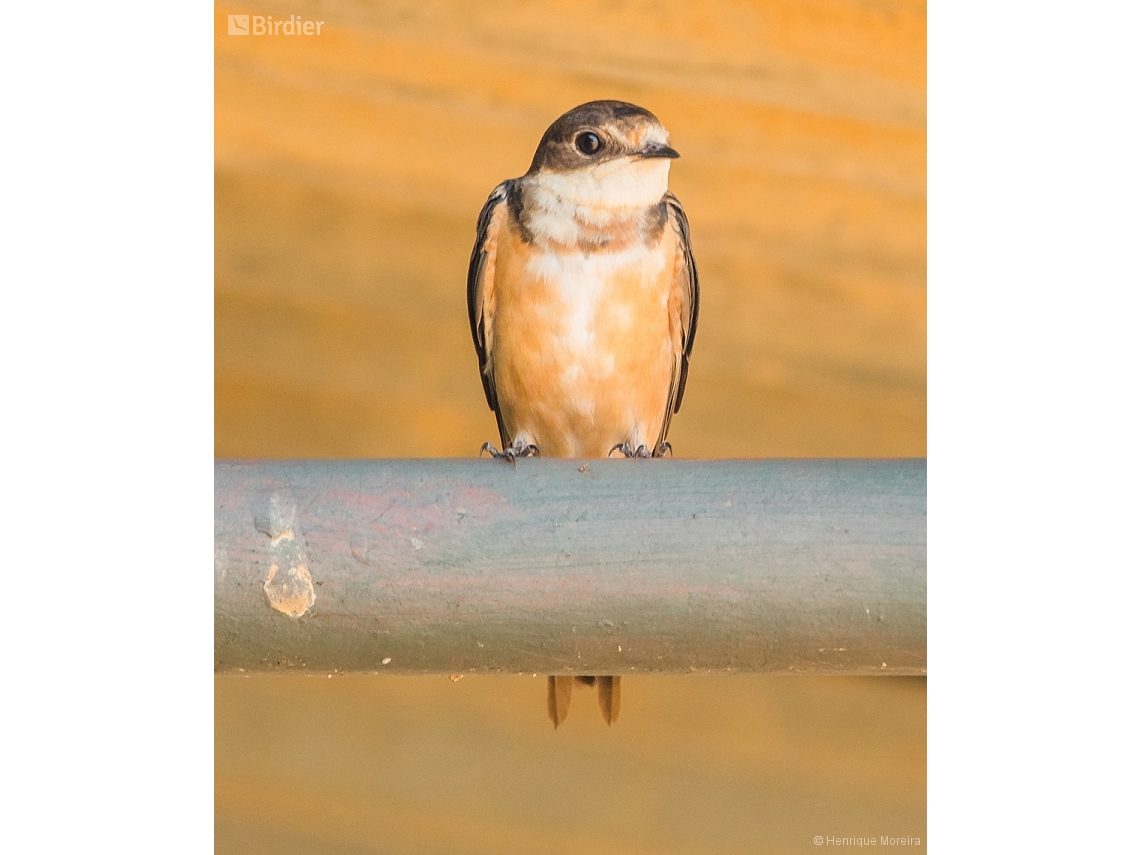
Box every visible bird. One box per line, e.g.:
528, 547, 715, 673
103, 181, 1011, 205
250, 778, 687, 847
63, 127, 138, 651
466, 100, 698, 727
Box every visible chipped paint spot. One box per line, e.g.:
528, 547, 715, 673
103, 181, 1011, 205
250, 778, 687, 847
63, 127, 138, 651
264, 562, 316, 618
215, 544, 229, 584
382, 657, 392, 665
258, 491, 315, 618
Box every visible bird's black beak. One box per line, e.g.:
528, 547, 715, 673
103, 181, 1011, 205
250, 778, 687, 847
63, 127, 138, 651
637, 141, 680, 159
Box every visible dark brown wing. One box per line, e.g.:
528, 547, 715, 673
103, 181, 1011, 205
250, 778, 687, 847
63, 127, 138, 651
467, 181, 512, 442
665, 191, 699, 414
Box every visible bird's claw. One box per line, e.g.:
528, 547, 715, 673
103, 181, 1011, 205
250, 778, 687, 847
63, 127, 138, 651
609, 442, 653, 459
480, 441, 540, 466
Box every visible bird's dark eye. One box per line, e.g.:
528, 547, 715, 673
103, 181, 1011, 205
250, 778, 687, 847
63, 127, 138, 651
575, 132, 602, 155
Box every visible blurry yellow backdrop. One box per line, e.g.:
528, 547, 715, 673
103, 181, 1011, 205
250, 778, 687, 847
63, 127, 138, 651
215, 0, 925, 459
215, 1, 926, 852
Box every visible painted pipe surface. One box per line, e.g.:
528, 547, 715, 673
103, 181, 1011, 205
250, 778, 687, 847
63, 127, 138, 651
215, 459, 926, 675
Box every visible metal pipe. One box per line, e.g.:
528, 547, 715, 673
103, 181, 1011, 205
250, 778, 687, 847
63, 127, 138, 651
215, 459, 926, 676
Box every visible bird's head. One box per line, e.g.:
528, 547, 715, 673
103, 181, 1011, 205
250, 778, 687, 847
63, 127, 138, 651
525, 101, 678, 212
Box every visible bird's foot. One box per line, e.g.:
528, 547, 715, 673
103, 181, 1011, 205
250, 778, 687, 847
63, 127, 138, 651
609, 442, 653, 459
480, 440, 540, 466
656, 441, 673, 457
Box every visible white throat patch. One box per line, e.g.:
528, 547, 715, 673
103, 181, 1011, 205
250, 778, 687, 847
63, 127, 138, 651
523, 158, 671, 246
533, 157, 671, 211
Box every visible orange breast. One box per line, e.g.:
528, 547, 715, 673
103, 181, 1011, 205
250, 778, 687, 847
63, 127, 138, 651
489, 221, 680, 457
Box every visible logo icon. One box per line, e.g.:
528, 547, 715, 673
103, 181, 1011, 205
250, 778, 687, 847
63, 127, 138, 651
228, 15, 249, 35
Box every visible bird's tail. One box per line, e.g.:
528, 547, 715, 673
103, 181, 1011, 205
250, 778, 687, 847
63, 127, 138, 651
547, 676, 621, 727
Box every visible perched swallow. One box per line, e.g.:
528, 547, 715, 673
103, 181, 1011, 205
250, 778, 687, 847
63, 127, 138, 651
466, 101, 699, 726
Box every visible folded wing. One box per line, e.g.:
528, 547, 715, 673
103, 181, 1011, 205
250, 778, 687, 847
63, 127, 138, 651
466, 181, 513, 445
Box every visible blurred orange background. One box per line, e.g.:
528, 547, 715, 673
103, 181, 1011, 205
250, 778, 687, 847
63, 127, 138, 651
215, 1, 926, 851
215, 0, 925, 459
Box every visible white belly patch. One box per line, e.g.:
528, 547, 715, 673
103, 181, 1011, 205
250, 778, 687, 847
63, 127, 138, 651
524, 244, 667, 391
